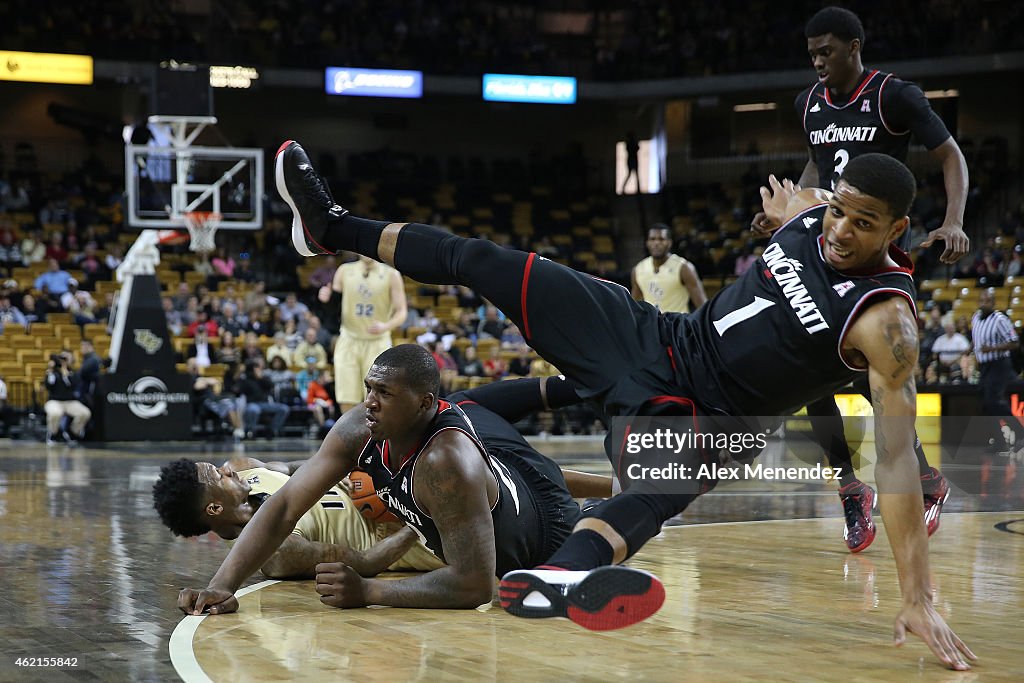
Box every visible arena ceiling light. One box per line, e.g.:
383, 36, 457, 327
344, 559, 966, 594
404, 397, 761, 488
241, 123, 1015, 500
732, 102, 778, 112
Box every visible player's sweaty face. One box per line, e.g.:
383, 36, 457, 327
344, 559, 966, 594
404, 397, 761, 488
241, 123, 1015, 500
364, 367, 422, 438
821, 180, 903, 270
807, 34, 856, 89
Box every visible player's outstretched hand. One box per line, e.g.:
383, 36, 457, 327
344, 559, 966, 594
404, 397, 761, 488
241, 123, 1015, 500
759, 175, 801, 232
315, 562, 367, 608
749, 211, 777, 238
893, 601, 976, 670
178, 587, 239, 616
920, 223, 970, 264
318, 284, 333, 303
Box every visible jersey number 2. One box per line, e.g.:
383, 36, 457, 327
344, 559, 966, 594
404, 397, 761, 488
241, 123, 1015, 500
713, 296, 776, 335
830, 149, 850, 189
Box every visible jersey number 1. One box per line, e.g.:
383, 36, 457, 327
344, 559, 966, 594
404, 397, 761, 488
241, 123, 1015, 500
713, 296, 776, 335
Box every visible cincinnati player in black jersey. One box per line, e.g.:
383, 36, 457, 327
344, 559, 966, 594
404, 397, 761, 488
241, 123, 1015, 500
273, 142, 974, 668
753, 7, 963, 554
178, 358, 611, 613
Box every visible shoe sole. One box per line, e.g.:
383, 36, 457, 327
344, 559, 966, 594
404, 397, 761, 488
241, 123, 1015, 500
274, 140, 316, 258
499, 566, 665, 631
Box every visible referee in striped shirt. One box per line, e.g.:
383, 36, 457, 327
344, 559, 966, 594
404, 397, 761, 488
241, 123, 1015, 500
971, 289, 1024, 444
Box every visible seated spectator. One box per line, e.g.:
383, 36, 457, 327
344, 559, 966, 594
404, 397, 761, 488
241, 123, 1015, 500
265, 355, 299, 404
241, 331, 265, 364
931, 319, 972, 382
477, 304, 507, 339
279, 292, 309, 326
265, 331, 292, 367
103, 244, 123, 273
294, 356, 320, 402
74, 241, 108, 286
458, 345, 484, 377
501, 323, 526, 349
193, 251, 215, 281
43, 351, 90, 444
238, 360, 289, 439
219, 300, 246, 337
94, 292, 115, 325
44, 234, 68, 265
186, 357, 244, 441
483, 345, 508, 379
234, 255, 257, 283
171, 281, 192, 312
164, 296, 184, 337
20, 293, 44, 325
211, 247, 235, 279
61, 279, 98, 325
306, 313, 333, 350
216, 330, 242, 365
308, 254, 337, 290
186, 327, 215, 369
0, 293, 27, 333
457, 285, 482, 310
292, 327, 328, 369
282, 317, 302, 350
508, 344, 533, 377
33, 258, 73, 296
187, 308, 219, 338
20, 229, 45, 265
429, 341, 459, 396
306, 368, 337, 437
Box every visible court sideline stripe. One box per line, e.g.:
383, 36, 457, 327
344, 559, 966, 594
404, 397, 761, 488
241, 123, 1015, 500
660, 510, 1024, 530
169, 579, 280, 683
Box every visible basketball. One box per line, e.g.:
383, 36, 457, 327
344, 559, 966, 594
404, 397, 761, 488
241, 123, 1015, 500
348, 470, 399, 523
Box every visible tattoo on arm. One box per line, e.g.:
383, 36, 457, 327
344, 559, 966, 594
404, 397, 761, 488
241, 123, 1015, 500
883, 318, 917, 379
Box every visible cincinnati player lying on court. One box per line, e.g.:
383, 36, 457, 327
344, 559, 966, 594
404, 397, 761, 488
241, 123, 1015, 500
274, 141, 974, 669
177, 369, 613, 613
153, 456, 445, 578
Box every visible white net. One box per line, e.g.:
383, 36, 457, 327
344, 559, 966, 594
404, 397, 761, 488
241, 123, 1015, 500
184, 211, 221, 253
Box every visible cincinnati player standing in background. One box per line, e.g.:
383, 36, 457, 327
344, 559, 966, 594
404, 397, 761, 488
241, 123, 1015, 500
631, 224, 706, 313
756, 7, 965, 553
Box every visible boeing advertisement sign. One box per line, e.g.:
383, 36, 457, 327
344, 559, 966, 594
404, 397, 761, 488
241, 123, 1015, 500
325, 67, 423, 98
482, 74, 577, 104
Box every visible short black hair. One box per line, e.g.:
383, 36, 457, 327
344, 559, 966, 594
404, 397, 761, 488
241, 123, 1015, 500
838, 153, 917, 219
805, 6, 865, 44
372, 343, 441, 396
152, 458, 210, 537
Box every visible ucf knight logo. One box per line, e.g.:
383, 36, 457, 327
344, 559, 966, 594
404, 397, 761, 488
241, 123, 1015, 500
133, 329, 164, 354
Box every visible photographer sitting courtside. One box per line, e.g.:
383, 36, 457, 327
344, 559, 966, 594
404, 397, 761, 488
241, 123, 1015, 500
43, 351, 91, 445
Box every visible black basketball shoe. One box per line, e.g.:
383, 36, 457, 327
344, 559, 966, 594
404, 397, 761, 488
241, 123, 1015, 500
274, 140, 348, 257
499, 566, 665, 631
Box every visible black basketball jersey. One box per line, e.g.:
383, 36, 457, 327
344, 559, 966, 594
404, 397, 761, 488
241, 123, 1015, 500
355, 399, 545, 576
671, 204, 916, 417
798, 69, 914, 191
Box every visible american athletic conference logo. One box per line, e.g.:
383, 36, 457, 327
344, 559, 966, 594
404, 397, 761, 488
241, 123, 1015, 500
105, 376, 189, 419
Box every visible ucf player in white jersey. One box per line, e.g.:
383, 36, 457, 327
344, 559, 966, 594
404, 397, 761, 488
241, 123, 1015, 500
320, 254, 408, 413
631, 224, 706, 312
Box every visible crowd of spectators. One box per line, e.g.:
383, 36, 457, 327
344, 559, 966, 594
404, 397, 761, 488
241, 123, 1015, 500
1, 0, 1017, 80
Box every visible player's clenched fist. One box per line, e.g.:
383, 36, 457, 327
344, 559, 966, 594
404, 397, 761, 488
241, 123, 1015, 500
178, 587, 239, 616
315, 562, 368, 608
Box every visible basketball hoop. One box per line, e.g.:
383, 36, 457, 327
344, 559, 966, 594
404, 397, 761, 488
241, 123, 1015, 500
183, 211, 221, 254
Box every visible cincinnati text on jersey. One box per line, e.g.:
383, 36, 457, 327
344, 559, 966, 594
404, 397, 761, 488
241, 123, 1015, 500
808, 123, 879, 145
761, 241, 830, 334
377, 488, 423, 526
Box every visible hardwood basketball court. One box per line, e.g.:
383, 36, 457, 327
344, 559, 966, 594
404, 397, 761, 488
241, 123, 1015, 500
1, 437, 1021, 681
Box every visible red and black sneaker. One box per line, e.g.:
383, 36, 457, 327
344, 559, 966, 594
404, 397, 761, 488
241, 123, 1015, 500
839, 480, 877, 553
274, 140, 348, 257
499, 566, 665, 631
921, 467, 951, 536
